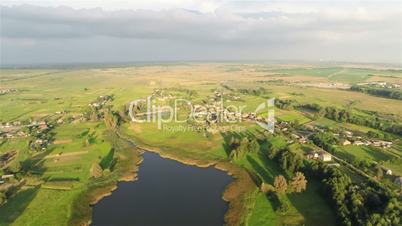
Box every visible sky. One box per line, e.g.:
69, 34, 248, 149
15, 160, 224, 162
0, 0, 401, 65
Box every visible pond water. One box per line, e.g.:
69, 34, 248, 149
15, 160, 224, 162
91, 152, 233, 226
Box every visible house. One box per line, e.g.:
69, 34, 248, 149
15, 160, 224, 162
38, 124, 48, 131
342, 140, 351, 146
299, 136, 307, 144
364, 141, 372, 146
306, 151, 332, 162
5, 133, 14, 139
379, 141, 392, 148
372, 141, 392, 148
385, 169, 392, 175
291, 134, 300, 139
1, 174, 14, 179
319, 152, 332, 162
353, 141, 364, 146
305, 153, 315, 160
17, 131, 27, 137
345, 131, 353, 137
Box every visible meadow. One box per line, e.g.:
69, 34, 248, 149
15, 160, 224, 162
0, 63, 401, 226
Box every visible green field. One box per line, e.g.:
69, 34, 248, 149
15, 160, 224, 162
0, 63, 401, 226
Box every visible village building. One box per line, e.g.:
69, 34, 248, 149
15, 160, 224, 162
306, 151, 331, 162
364, 141, 372, 146
291, 134, 300, 139
319, 152, 332, 162
344, 131, 353, 137
1, 174, 14, 179
353, 141, 364, 146
299, 136, 307, 144
385, 169, 392, 175
5, 133, 14, 139
17, 131, 27, 137
342, 140, 351, 146
372, 140, 392, 148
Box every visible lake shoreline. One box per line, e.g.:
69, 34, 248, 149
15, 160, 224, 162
78, 128, 256, 226
69, 147, 143, 226
136, 144, 256, 226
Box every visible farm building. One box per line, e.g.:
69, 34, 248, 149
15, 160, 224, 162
385, 169, 392, 175
319, 152, 332, 162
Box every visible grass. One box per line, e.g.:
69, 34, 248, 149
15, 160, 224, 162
268, 67, 402, 83
0, 122, 133, 226
235, 151, 336, 226
336, 145, 395, 162
0, 64, 400, 226
5, 189, 82, 226
245, 190, 278, 226
122, 122, 228, 161
0, 188, 39, 226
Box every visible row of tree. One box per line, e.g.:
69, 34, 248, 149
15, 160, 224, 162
228, 137, 260, 160
310, 132, 338, 152
306, 161, 401, 226
275, 99, 296, 110
323, 106, 402, 136
237, 87, 267, 96
278, 98, 402, 136
273, 172, 307, 194
351, 85, 402, 100
264, 140, 401, 226
266, 146, 304, 174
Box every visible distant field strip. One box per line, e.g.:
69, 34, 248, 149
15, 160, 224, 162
43, 150, 88, 159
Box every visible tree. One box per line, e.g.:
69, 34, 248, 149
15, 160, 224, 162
238, 137, 249, 153
278, 148, 303, 173
274, 175, 288, 194
0, 192, 6, 205
375, 165, 383, 180
267, 147, 280, 159
290, 172, 307, 193
248, 138, 260, 153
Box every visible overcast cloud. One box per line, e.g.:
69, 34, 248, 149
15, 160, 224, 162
0, 1, 401, 65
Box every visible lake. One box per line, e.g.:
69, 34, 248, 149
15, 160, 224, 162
91, 152, 233, 226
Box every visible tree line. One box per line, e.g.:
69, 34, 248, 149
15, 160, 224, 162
351, 85, 402, 100
306, 161, 401, 226
322, 106, 402, 136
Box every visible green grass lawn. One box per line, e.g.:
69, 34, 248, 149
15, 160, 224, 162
235, 151, 336, 226
336, 145, 395, 162
0, 122, 120, 225
1, 189, 82, 226
0, 64, 400, 226
122, 122, 228, 161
